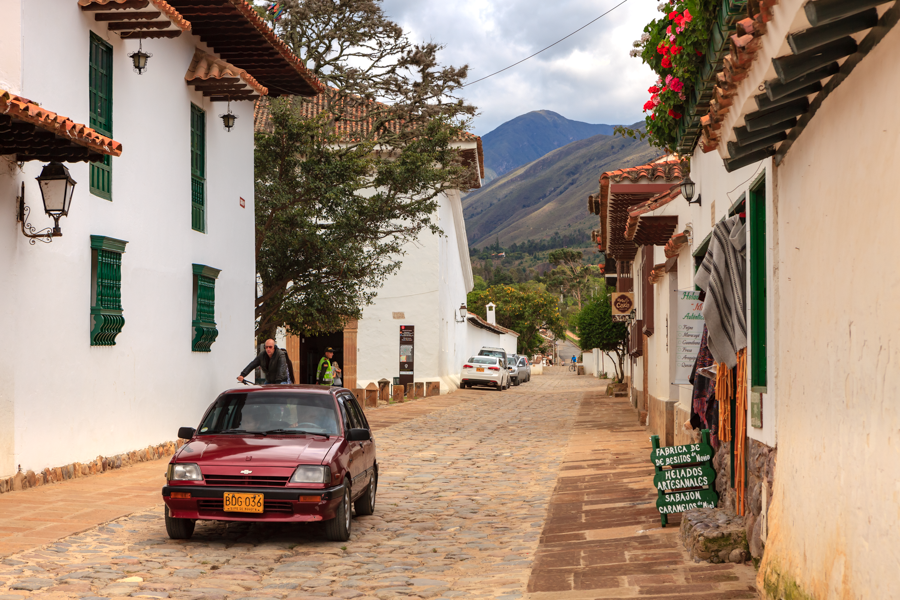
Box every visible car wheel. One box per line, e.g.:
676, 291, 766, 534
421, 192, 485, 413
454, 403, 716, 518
324, 483, 351, 541
354, 467, 377, 516
514, 377, 520, 386
164, 505, 195, 540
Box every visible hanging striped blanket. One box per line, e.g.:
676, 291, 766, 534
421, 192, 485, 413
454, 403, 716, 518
694, 215, 747, 368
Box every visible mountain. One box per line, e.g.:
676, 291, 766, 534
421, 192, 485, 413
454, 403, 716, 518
481, 110, 617, 182
463, 127, 658, 249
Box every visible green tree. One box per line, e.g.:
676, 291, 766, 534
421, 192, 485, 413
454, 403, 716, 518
467, 285, 565, 356
254, 102, 468, 340
252, 0, 476, 341
546, 248, 599, 310
575, 286, 629, 381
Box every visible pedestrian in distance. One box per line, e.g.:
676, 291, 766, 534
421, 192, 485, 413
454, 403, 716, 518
317, 347, 336, 386
237, 339, 289, 384
332, 362, 343, 387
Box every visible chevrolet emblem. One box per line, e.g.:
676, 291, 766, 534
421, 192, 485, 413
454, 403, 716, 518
240, 469, 252, 475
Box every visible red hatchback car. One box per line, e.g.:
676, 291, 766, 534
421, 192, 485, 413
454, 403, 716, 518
162, 385, 377, 542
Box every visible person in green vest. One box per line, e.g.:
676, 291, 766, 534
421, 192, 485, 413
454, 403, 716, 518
316, 347, 335, 385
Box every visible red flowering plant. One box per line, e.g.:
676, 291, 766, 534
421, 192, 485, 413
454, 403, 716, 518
616, 0, 718, 151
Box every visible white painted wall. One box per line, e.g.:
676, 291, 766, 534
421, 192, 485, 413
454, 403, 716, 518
758, 24, 900, 599
356, 187, 474, 394
0, 2, 256, 476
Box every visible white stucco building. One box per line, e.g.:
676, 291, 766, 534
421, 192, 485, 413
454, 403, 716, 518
0, 0, 321, 478
593, 0, 900, 596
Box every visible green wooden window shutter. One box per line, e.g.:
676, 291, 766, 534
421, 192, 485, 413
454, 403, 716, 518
190, 104, 206, 232
749, 180, 768, 388
192, 264, 220, 352
89, 33, 113, 200
90, 236, 128, 346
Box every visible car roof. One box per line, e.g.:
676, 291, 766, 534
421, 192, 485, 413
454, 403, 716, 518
220, 384, 337, 396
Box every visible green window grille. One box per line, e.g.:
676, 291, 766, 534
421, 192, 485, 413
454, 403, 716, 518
749, 179, 768, 388
89, 33, 113, 200
90, 236, 128, 346
190, 104, 206, 232
192, 264, 221, 352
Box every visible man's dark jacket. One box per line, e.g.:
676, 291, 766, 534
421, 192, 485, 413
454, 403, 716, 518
240, 347, 289, 383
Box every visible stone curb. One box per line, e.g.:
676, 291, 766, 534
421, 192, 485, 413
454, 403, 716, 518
0, 440, 184, 495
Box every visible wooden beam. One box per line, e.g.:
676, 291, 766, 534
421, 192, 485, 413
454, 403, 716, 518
107, 20, 172, 31
80, 0, 148, 11
93, 10, 160, 21
119, 30, 182, 38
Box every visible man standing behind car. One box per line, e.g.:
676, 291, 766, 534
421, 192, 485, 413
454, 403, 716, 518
316, 347, 335, 385
237, 339, 289, 384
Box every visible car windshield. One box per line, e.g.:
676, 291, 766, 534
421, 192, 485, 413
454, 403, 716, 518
468, 357, 497, 365
198, 392, 340, 436
479, 350, 505, 360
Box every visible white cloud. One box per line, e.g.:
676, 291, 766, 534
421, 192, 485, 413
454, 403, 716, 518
381, 0, 660, 135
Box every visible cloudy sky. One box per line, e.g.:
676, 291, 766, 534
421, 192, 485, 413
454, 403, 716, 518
380, 0, 660, 136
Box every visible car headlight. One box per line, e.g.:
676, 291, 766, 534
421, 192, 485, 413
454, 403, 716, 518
167, 463, 203, 481
290, 465, 330, 484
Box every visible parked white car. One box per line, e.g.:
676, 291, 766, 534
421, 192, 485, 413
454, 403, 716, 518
461, 356, 510, 390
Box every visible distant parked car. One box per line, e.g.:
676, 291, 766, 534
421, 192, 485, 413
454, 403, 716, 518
162, 385, 377, 543
461, 356, 510, 390
516, 356, 532, 383
507, 356, 521, 386
478, 346, 509, 368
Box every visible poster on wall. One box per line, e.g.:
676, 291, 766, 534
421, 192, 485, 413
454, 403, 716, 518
611, 292, 634, 322
673, 290, 704, 384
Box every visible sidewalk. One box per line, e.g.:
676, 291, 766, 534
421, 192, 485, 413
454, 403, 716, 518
0, 388, 483, 559
526, 389, 758, 599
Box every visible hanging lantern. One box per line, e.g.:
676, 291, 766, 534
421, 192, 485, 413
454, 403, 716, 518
220, 100, 238, 132
129, 40, 152, 75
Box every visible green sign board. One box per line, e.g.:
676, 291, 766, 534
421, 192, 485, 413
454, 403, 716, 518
656, 488, 719, 514
650, 440, 714, 467
653, 464, 716, 491
650, 429, 717, 527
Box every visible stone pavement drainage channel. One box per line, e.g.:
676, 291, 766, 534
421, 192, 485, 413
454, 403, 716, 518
526, 391, 759, 599
0, 389, 582, 600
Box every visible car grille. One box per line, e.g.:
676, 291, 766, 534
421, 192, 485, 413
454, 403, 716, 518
198, 499, 294, 514
203, 474, 290, 487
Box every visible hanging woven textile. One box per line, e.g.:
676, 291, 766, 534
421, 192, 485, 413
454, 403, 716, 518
734, 348, 748, 515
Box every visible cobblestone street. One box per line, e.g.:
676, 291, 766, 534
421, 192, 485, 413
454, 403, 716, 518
0, 370, 757, 599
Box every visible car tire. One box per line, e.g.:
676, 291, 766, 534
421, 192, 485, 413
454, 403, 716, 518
324, 483, 352, 542
354, 467, 377, 516
164, 505, 195, 540
514, 377, 520, 386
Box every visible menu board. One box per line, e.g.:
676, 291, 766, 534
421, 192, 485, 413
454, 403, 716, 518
674, 290, 704, 384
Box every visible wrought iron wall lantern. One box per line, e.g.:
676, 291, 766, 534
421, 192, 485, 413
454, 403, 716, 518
129, 40, 152, 74
681, 174, 701, 206
17, 161, 77, 245
454, 304, 468, 323
220, 100, 237, 132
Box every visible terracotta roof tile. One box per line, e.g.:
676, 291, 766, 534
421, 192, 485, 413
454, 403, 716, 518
78, 0, 191, 37
167, 0, 323, 97
254, 95, 484, 180
664, 231, 690, 258
467, 314, 520, 337
596, 157, 682, 260
624, 185, 680, 240
0, 91, 122, 162
185, 48, 267, 99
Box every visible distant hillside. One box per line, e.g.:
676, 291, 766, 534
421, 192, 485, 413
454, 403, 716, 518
463, 127, 658, 249
482, 110, 616, 181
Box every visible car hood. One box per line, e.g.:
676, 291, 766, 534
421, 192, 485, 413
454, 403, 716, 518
177, 435, 338, 465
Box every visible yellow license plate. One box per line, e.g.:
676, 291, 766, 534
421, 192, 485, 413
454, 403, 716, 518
223, 492, 264, 513
476, 368, 484, 372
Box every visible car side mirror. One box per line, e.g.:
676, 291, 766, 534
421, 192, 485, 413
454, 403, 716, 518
178, 427, 196, 440
347, 428, 371, 442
